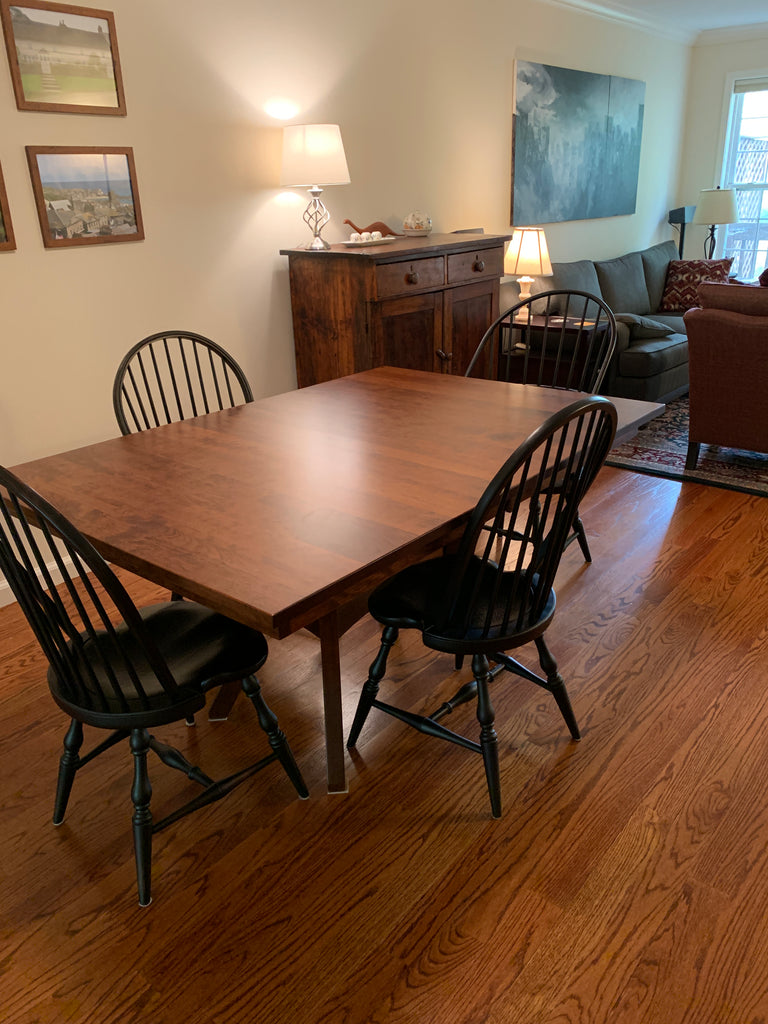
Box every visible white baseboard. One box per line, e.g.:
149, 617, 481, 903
1, 555, 74, 609
0, 577, 16, 608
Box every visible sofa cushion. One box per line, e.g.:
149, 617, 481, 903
614, 313, 675, 339
529, 259, 603, 314
618, 333, 688, 378
641, 240, 679, 311
594, 251, 651, 315
696, 281, 768, 315
659, 258, 732, 312
648, 313, 686, 334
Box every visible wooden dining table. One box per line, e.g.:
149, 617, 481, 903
9, 367, 662, 793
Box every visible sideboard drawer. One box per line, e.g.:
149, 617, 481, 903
447, 247, 504, 285
375, 256, 445, 298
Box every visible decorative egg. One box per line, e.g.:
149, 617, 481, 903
349, 232, 362, 242
361, 232, 372, 242
371, 230, 383, 241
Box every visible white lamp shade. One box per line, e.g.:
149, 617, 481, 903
693, 188, 738, 225
505, 227, 553, 277
280, 124, 350, 187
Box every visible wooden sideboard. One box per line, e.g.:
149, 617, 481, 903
280, 232, 511, 388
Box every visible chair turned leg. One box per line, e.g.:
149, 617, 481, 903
130, 728, 153, 907
347, 625, 399, 749
53, 719, 84, 825
472, 654, 501, 818
535, 637, 580, 741
685, 442, 700, 470
242, 676, 309, 799
571, 510, 592, 563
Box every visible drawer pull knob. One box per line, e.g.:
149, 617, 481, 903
472, 259, 486, 272
406, 270, 420, 285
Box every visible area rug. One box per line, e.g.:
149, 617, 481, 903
605, 398, 768, 497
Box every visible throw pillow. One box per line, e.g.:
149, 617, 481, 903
614, 313, 675, 339
759, 267, 768, 287
659, 258, 733, 312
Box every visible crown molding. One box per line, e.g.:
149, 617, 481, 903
534, 0, 695, 43
693, 22, 768, 46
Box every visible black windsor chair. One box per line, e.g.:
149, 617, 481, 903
112, 330, 254, 435
346, 395, 617, 818
0, 466, 308, 906
465, 290, 617, 563
113, 331, 255, 720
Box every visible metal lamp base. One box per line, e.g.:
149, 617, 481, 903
303, 186, 331, 250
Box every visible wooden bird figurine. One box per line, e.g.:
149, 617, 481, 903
343, 219, 402, 236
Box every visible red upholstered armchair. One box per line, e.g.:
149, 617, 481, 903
683, 282, 768, 470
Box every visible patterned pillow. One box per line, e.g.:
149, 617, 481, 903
659, 258, 733, 312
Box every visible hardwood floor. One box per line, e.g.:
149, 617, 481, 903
2, 467, 767, 1024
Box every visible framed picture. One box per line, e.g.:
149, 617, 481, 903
0, 161, 16, 251
26, 146, 144, 247
0, 0, 125, 114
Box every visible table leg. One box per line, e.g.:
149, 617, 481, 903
208, 680, 241, 721
315, 610, 348, 794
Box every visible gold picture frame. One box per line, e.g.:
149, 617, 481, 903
1, 0, 126, 115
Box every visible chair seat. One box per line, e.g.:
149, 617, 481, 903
370, 555, 557, 655
49, 601, 269, 727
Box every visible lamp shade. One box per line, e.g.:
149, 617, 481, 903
280, 124, 350, 187
693, 188, 738, 225
504, 227, 553, 277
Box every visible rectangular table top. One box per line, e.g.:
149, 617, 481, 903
10, 368, 661, 639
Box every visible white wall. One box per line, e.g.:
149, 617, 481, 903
0, 0, 689, 469
678, 23, 768, 258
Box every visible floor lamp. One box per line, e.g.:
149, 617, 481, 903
693, 187, 738, 259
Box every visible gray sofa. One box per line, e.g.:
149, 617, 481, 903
501, 239, 689, 404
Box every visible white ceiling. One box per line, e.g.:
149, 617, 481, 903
551, 0, 768, 41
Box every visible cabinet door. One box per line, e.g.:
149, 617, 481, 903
372, 292, 445, 373
444, 279, 500, 376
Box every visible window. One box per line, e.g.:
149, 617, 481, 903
721, 78, 768, 281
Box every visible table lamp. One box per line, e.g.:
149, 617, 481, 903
692, 187, 738, 259
505, 227, 552, 320
280, 124, 350, 250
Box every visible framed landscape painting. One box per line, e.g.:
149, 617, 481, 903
0, 0, 125, 114
26, 146, 144, 248
0, 161, 16, 251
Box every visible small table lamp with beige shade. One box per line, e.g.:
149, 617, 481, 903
505, 227, 552, 319
280, 124, 350, 250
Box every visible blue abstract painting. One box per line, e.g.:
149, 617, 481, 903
512, 61, 645, 225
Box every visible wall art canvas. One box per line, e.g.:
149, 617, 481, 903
26, 146, 143, 247
0, 0, 125, 114
512, 61, 645, 225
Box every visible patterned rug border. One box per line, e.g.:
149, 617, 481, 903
605, 398, 768, 498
